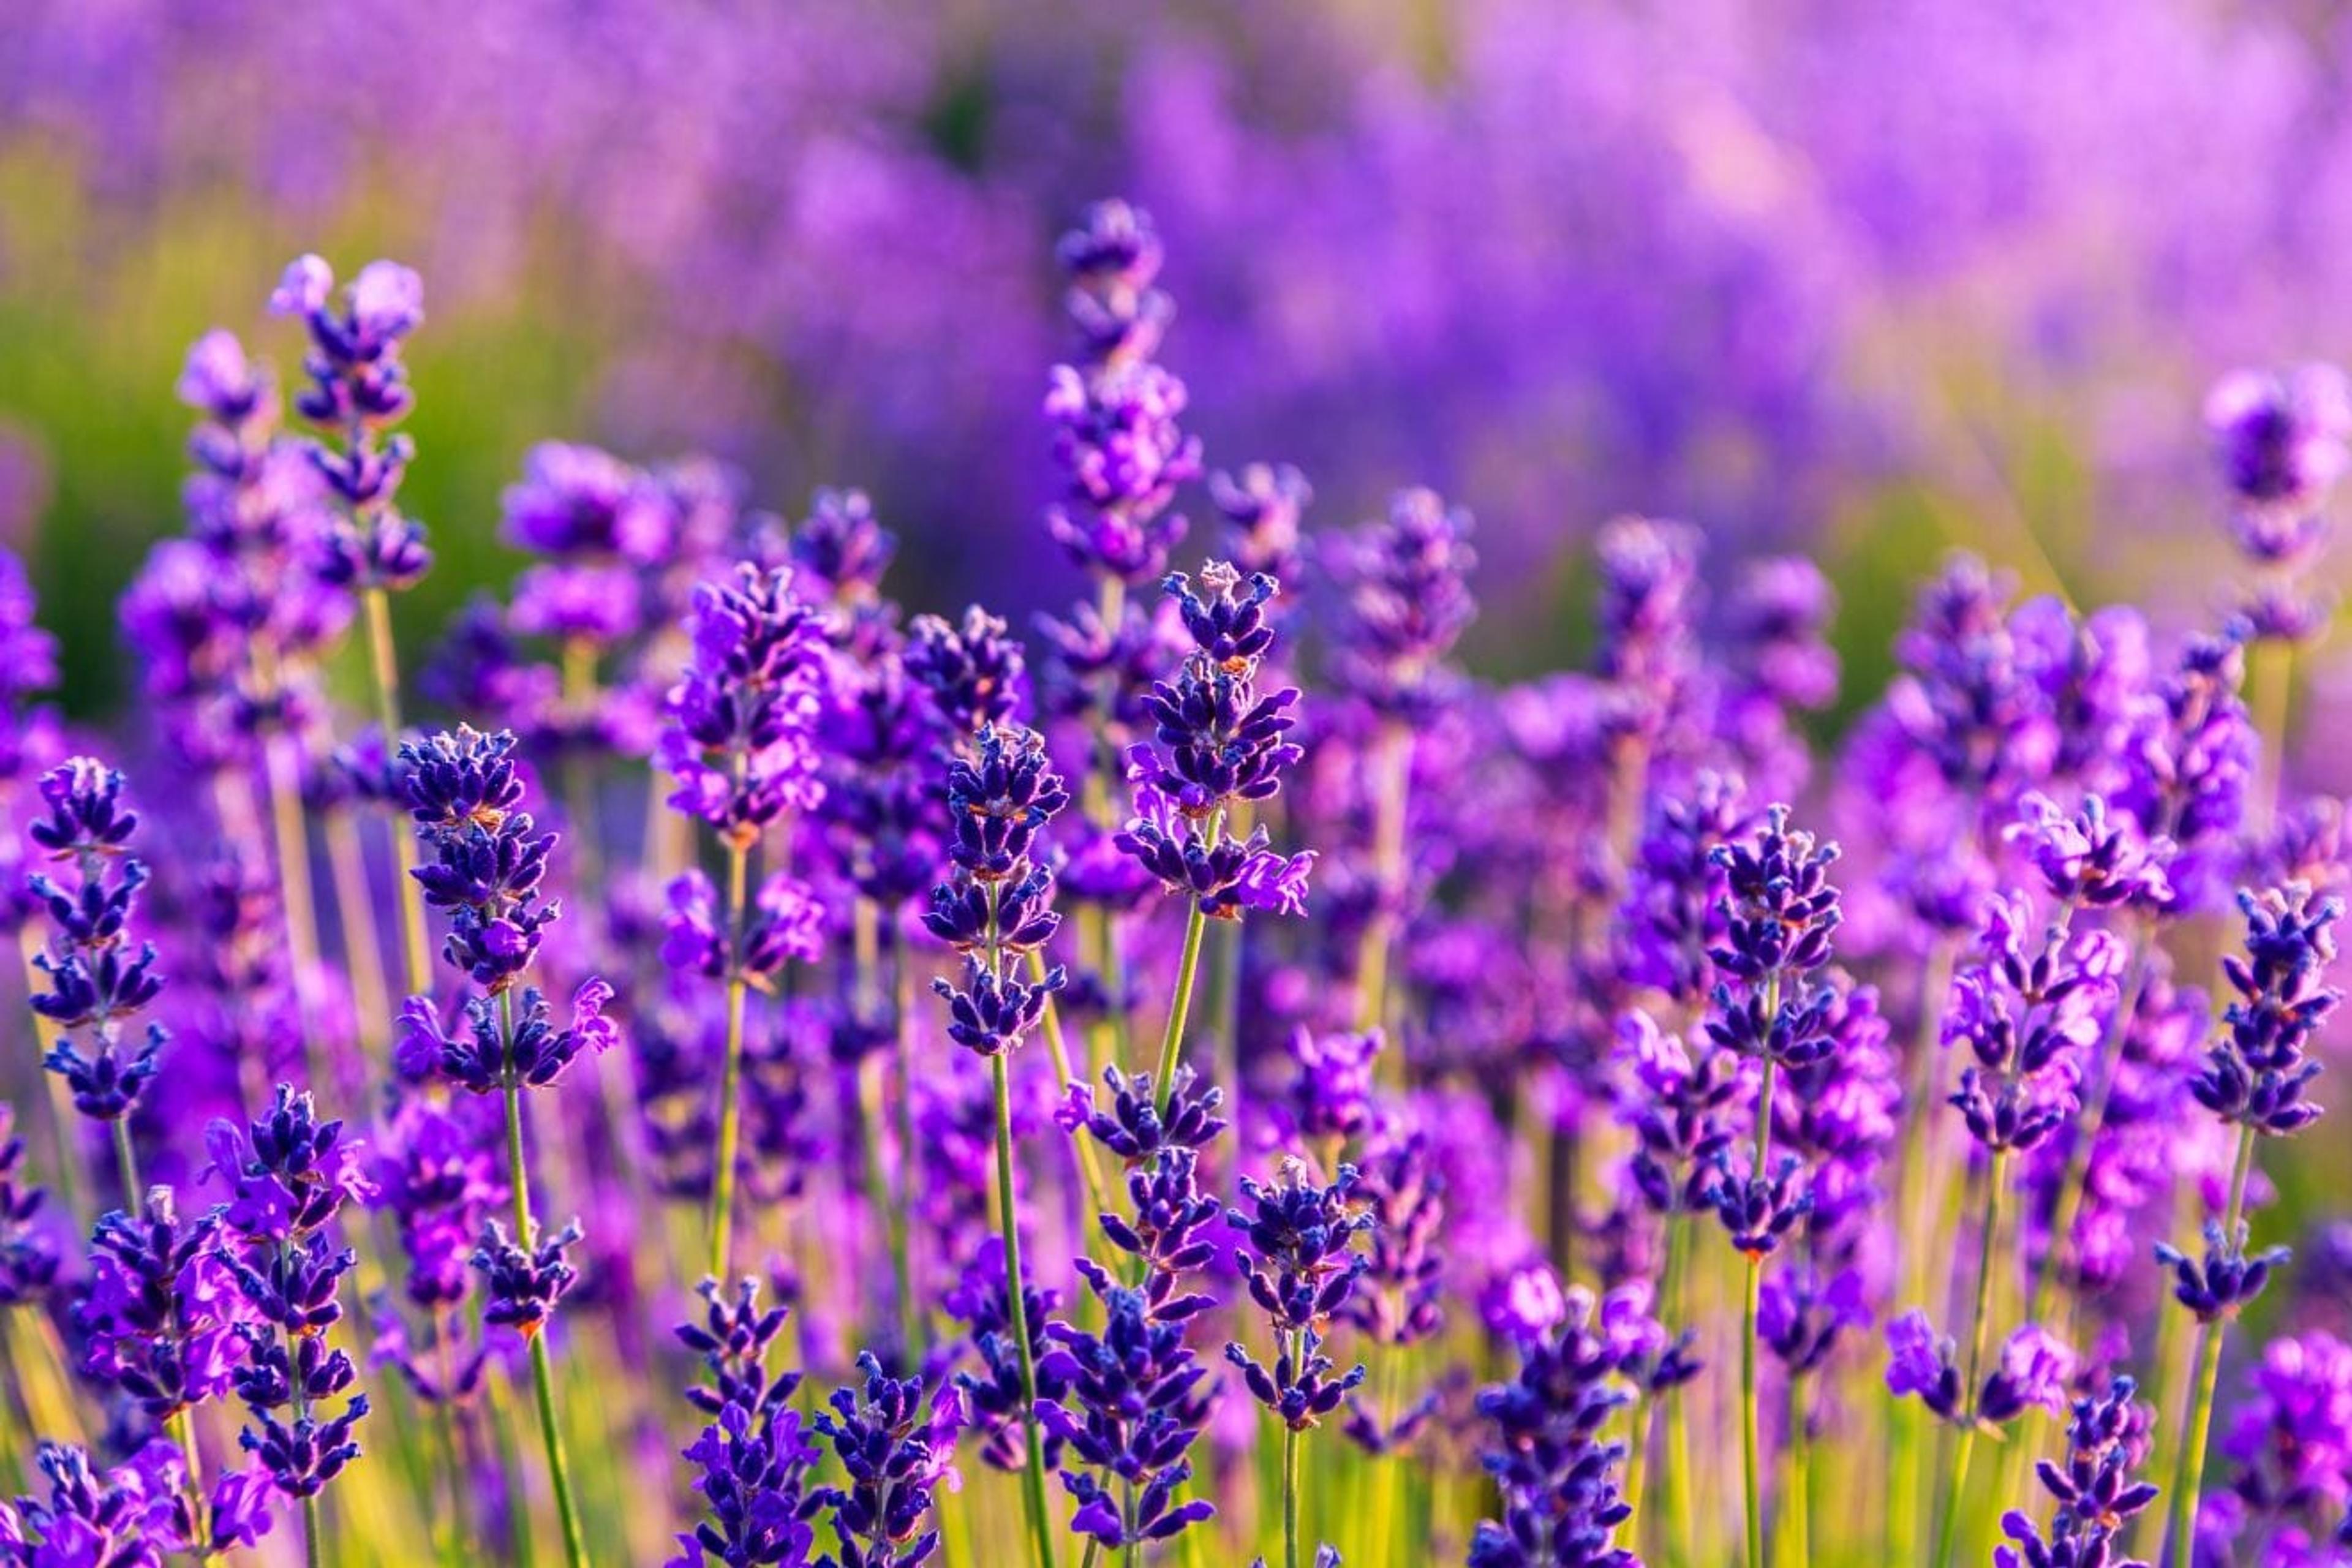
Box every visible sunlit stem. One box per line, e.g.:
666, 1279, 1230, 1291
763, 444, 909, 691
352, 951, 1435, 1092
499, 989, 590, 1568
2164, 1125, 2257, 1568
706, 834, 752, 1283
361, 586, 433, 1000
1933, 1147, 2011, 1568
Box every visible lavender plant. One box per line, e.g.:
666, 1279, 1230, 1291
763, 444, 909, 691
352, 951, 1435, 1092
5, 204, 2352, 1568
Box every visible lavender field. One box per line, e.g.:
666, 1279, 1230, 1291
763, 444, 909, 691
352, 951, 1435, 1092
2, 5, 2352, 1567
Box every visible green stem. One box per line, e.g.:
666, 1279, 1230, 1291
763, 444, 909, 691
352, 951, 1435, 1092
1030, 949, 1109, 1216
500, 993, 589, 1568
2165, 1125, 2257, 1568
263, 729, 326, 1088
1150, 809, 1218, 1116
1934, 1147, 2011, 1568
303, 1493, 324, 1568
1742, 1048, 1780, 1568
992, 1052, 1058, 1568
363, 585, 433, 999
1281, 1406, 1302, 1568
1656, 1215, 1696, 1568
109, 1118, 141, 1215
1741, 1254, 1766, 1568
706, 839, 751, 1281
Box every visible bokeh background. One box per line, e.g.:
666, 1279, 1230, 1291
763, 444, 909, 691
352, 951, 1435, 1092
3, 0, 2350, 725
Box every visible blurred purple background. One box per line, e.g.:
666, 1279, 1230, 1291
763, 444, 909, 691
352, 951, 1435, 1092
1, 0, 2346, 710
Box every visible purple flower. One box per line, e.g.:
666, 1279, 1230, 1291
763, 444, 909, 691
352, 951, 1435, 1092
203, 1085, 373, 1242
946, 1239, 1066, 1472
399, 726, 560, 991
1884, 1309, 1962, 1422
2188, 884, 2340, 1139
1209, 462, 1311, 588
663, 870, 825, 987
0, 1441, 192, 1566
810, 1355, 962, 1568
1978, 1325, 2078, 1425
2217, 1332, 2352, 1542
1038, 1283, 1215, 1548
1325, 487, 1477, 722
1041, 200, 1198, 586
2206, 364, 2352, 564
1284, 1027, 1383, 1149
1468, 1286, 1638, 1568
78, 1188, 251, 1420
273, 253, 432, 590
2010, 792, 2174, 911
1994, 1376, 2158, 1568
662, 565, 828, 848
500, 442, 671, 563
1594, 514, 1702, 744
789, 488, 895, 605
28, 759, 168, 1128
0, 1106, 59, 1307
904, 606, 1026, 737
471, 1218, 582, 1340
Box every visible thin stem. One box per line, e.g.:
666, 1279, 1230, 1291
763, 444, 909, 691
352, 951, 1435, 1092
1934, 1147, 2011, 1568
262, 729, 326, 1088
2165, 1125, 2258, 1568
108, 1118, 141, 1215
303, 1493, 325, 1568
559, 639, 603, 897
1741, 1254, 1766, 1568
1030, 949, 1109, 1216
1151, 813, 1219, 1115
362, 586, 432, 998
1654, 1213, 1696, 1568
500, 993, 589, 1568
1742, 1047, 1780, 1568
168, 1407, 208, 1555
706, 838, 751, 1281
992, 1051, 1058, 1568
1281, 1398, 1302, 1568
1784, 1383, 1811, 1568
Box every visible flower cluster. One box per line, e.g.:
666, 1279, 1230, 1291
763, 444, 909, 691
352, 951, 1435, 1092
29, 760, 167, 1131
927, 723, 1069, 1058
270, 253, 432, 591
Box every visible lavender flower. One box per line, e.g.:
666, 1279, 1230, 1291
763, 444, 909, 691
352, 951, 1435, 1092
2206, 364, 2352, 579
2187, 884, 2340, 1139
28, 760, 167, 1159
927, 723, 1068, 1058
1224, 1158, 1371, 1430
905, 607, 1027, 738
1038, 1282, 1216, 1550
271, 253, 432, 591
661, 564, 829, 848
0, 1441, 193, 1566
0, 1106, 59, 1306
78, 1188, 249, 1423
1042, 200, 1199, 586
1468, 1286, 1638, 1568
1326, 488, 1477, 723
1994, 1376, 2158, 1568
1210, 462, 1311, 589
811, 1355, 962, 1568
